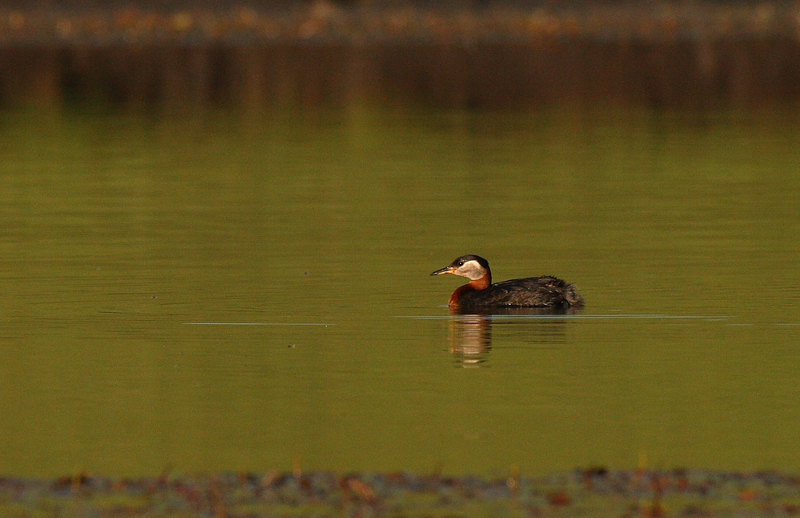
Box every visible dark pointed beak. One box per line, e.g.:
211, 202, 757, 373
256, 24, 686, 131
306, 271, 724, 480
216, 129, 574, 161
431, 266, 456, 276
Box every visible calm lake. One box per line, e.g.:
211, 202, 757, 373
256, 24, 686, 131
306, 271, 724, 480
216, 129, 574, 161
1, 106, 799, 477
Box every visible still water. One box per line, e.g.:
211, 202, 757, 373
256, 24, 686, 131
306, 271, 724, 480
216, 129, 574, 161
1, 107, 800, 477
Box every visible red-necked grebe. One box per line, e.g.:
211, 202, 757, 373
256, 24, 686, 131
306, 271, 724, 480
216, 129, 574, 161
431, 255, 584, 310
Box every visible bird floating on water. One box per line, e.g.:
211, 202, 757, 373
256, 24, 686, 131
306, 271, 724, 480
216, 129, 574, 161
431, 254, 584, 311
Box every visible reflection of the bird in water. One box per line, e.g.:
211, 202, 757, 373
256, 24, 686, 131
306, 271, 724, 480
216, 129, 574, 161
447, 307, 580, 367
448, 314, 492, 366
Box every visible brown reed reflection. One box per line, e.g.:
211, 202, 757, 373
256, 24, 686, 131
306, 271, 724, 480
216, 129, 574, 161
1, 3, 799, 109
447, 307, 579, 367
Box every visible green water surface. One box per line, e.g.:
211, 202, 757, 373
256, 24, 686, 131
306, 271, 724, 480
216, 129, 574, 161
1, 107, 799, 477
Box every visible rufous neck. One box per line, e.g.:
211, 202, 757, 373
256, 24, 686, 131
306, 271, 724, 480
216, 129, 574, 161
469, 274, 491, 290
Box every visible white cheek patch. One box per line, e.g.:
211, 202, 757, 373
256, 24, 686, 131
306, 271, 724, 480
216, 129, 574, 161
456, 260, 485, 280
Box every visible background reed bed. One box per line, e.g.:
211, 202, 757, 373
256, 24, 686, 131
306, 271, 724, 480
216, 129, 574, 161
0, 2, 798, 109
